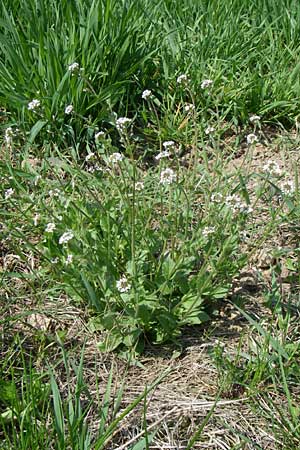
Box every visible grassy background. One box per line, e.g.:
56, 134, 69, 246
1, 0, 300, 147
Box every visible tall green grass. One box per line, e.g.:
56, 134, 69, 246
0, 339, 169, 449
1, 0, 300, 149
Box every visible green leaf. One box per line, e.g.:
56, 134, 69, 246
97, 332, 124, 353
129, 433, 156, 450
203, 285, 230, 299
162, 255, 176, 280
136, 302, 154, 325
1, 408, 15, 423
50, 375, 65, 442
27, 120, 47, 145
123, 329, 142, 348
80, 273, 102, 311
285, 258, 296, 272
0, 379, 17, 405
181, 311, 210, 326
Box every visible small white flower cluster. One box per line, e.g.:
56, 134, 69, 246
142, 89, 152, 100
49, 189, 60, 198
160, 168, 176, 185
163, 141, 176, 151
184, 103, 195, 112
249, 115, 261, 123
135, 181, 144, 191
44, 224, 75, 244
65, 104, 73, 115
87, 164, 102, 173
68, 62, 80, 73
116, 117, 131, 133
201, 79, 213, 89
211, 192, 223, 203
108, 152, 124, 164
280, 180, 295, 196
28, 99, 40, 111
45, 222, 56, 233
59, 231, 74, 245
202, 226, 216, 237
4, 188, 14, 200
262, 160, 281, 176
225, 194, 253, 214
5, 127, 14, 145
155, 150, 170, 160
246, 133, 258, 145
177, 74, 189, 85
65, 254, 73, 265
116, 276, 131, 293
205, 126, 215, 135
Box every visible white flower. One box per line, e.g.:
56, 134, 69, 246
87, 164, 102, 173
95, 131, 105, 140
142, 89, 152, 100
116, 117, 131, 133
34, 175, 41, 186
49, 189, 60, 198
65, 104, 73, 115
68, 62, 80, 73
5, 127, 14, 145
184, 103, 195, 112
88, 163, 104, 173
262, 160, 281, 176
202, 226, 216, 237
201, 79, 213, 89
246, 133, 258, 145
249, 115, 261, 123
177, 74, 189, 84
280, 180, 295, 195
135, 181, 144, 191
85, 152, 95, 162
4, 188, 14, 199
205, 126, 215, 135
108, 152, 124, 164
51, 257, 59, 264
163, 141, 175, 150
155, 150, 170, 160
33, 214, 40, 226
225, 194, 253, 214
59, 231, 74, 245
45, 222, 56, 233
160, 168, 176, 185
65, 254, 73, 265
28, 99, 40, 111
211, 192, 223, 203
116, 276, 131, 293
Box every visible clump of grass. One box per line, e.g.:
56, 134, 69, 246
2, 0, 300, 150
211, 274, 300, 448
0, 337, 170, 449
